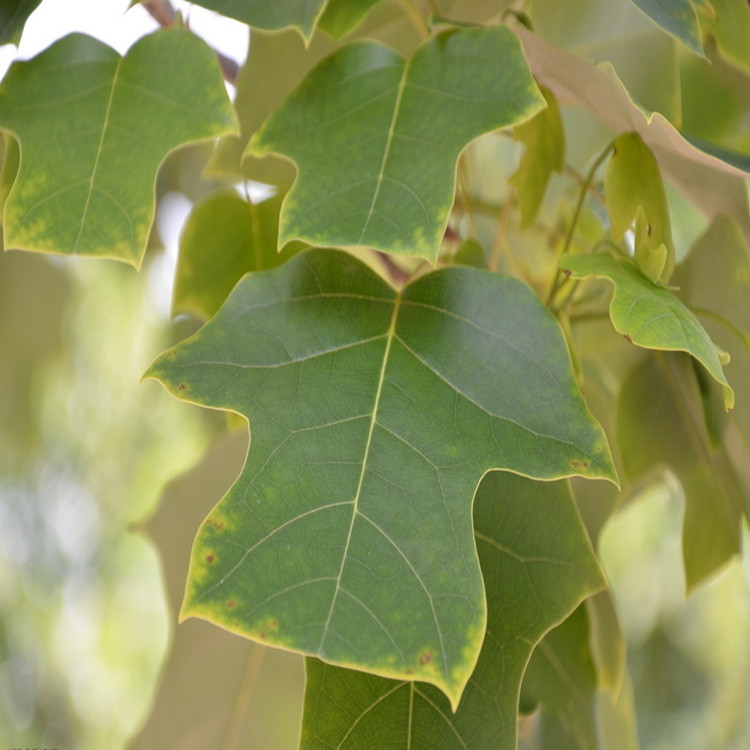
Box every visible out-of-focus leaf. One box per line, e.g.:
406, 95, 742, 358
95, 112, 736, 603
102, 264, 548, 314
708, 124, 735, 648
560, 251, 733, 408
247, 27, 544, 261
131, 431, 304, 750
146, 248, 615, 708
172, 192, 301, 320
586, 590, 627, 696
605, 132, 675, 284
0, 0, 42, 45
697, 0, 750, 74
300, 473, 605, 750
0, 132, 20, 221
617, 353, 744, 588
629, 0, 704, 55
515, 26, 750, 246
453, 237, 487, 268
318, 0, 382, 38
188, 0, 328, 38
0, 30, 236, 266
509, 86, 566, 227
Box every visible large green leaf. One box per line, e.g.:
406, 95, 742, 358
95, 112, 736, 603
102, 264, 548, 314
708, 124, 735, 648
247, 26, 544, 261
300, 473, 605, 749
617, 353, 744, 588
172, 192, 301, 320
629, 0, 704, 55
188, 0, 328, 38
560, 251, 734, 408
146, 248, 615, 707
0, 29, 237, 266
131, 430, 304, 750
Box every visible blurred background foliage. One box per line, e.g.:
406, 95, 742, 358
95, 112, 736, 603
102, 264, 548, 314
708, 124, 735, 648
1, 0, 749, 748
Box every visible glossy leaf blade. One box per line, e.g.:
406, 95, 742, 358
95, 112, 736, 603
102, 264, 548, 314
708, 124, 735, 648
560, 251, 734, 408
301, 473, 605, 749
189, 0, 328, 38
247, 27, 544, 261
0, 30, 237, 266
146, 249, 615, 706
629, 0, 704, 55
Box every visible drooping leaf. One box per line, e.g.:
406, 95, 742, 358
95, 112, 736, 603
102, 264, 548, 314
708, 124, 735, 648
146, 248, 615, 707
560, 251, 733, 408
188, 0, 328, 39
172, 192, 301, 320
514, 25, 750, 246
300, 472, 605, 750
318, 0, 382, 38
617, 353, 744, 588
0, 0, 42, 45
509, 86, 565, 227
0, 29, 237, 266
697, 0, 750, 74
131, 430, 305, 750
247, 26, 544, 261
605, 132, 675, 284
628, 0, 705, 55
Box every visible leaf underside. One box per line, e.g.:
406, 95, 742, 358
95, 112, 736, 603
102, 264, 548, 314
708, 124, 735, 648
146, 248, 615, 707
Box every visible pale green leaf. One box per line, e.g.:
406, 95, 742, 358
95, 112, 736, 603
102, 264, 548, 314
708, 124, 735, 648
509, 86, 566, 227
0, 0, 42, 45
173, 192, 301, 320
300, 473, 604, 750
318, 0, 382, 38
131, 431, 304, 750
560, 251, 734, 408
515, 26, 750, 247
146, 248, 615, 707
629, 0, 704, 55
0, 30, 237, 266
247, 26, 544, 261
697, 0, 750, 74
618, 353, 744, 588
187, 0, 328, 38
605, 132, 675, 284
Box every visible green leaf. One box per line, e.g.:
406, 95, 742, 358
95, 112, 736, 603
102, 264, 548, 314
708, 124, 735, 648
173, 192, 301, 320
629, 0, 705, 55
0, 0, 42, 44
131, 430, 305, 750
605, 132, 675, 284
247, 26, 544, 261
617, 353, 744, 588
318, 0, 382, 39
560, 251, 734, 408
188, 0, 328, 39
697, 0, 750, 74
300, 472, 605, 749
509, 85, 565, 227
0, 29, 237, 266
146, 248, 615, 707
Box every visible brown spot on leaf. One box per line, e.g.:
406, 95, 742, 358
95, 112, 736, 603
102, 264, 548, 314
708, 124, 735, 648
571, 460, 589, 469
212, 520, 224, 530
177, 383, 186, 391
205, 555, 214, 563
226, 600, 236, 609
562, 268, 571, 277
405, 669, 414, 675
623, 334, 632, 343
419, 651, 432, 665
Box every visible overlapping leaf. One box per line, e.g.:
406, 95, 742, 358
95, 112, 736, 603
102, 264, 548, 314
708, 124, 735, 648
247, 26, 544, 261
146, 248, 615, 707
300, 473, 604, 749
697, 0, 750, 74
560, 251, 734, 408
0, 0, 42, 44
0, 29, 236, 265
629, 0, 704, 55
318, 0, 382, 38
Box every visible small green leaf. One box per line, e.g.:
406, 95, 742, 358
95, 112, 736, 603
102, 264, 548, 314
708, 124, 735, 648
617, 353, 744, 588
560, 251, 733, 408
300, 473, 605, 749
146, 248, 615, 707
173, 192, 301, 320
509, 86, 566, 227
188, 0, 328, 39
0, 30, 237, 266
318, 0, 382, 38
605, 132, 675, 284
629, 0, 705, 55
0, 0, 42, 44
247, 26, 544, 261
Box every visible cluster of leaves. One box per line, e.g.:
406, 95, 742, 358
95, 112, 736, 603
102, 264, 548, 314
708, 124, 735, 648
2, 0, 749, 747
